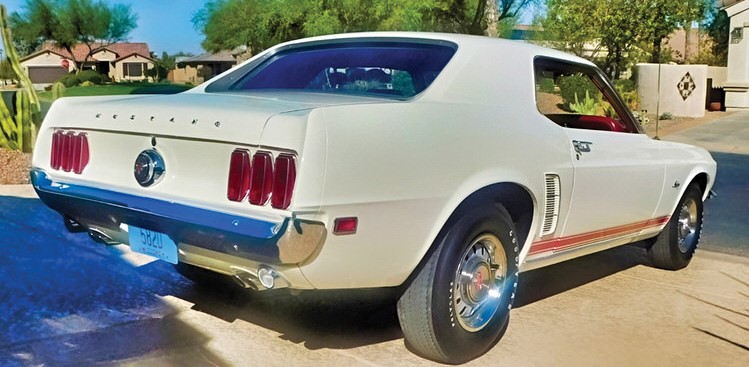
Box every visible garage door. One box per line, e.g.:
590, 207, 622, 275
28, 66, 69, 83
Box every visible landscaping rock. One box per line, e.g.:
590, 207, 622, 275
0, 148, 31, 184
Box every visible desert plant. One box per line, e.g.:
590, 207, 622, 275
51, 82, 65, 100
633, 110, 650, 126
659, 112, 673, 120
558, 74, 600, 108
614, 79, 640, 111
569, 90, 599, 115
537, 77, 556, 93
0, 5, 40, 152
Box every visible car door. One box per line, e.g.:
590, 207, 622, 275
533, 58, 666, 253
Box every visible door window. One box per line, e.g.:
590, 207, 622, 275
534, 58, 640, 134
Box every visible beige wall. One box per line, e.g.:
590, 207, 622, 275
92, 49, 117, 61
20, 52, 75, 72
112, 55, 154, 82
637, 63, 708, 118
171, 65, 204, 84
725, 2, 749, 110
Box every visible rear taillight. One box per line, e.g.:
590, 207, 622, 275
249, 151, 273, 206
50, 130, 89, 174
227, 149, 251, 202
227, 149, 296, 210
271, 154, 296, 209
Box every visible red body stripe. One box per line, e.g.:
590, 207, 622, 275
530, 216, 670, 255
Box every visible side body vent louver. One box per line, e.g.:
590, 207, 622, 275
541, 174, 561, 236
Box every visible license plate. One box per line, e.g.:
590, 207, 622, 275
127, 225, 178, 264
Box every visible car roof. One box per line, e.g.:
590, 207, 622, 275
271, 31, 596, 68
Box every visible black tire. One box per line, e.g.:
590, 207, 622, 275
648, 183, 703, 270
397, 204, 519, 364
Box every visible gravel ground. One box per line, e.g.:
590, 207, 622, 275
0, 148, 32, 184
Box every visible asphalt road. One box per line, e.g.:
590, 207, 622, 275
701, 151, 749, 257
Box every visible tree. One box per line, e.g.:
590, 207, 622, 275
11, 0, 137, 72
703, 5, 729, 66
636, 0, 708, 63
194, 0, 539, 54
542, 0, 709, 79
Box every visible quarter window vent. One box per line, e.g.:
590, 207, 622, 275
541, 174, 560, 236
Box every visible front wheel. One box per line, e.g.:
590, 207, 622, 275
648, 183, 704, 270
397, 204, 519, 364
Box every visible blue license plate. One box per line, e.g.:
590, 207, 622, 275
127, 225, 178, 264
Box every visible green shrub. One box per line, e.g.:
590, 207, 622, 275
57, 70, 111, 87
77, 70, 110, 85
569, 90, 599, 115
659, 112, 673, 120
613, 79, 636, 93
58, 73, 79, 87
558, 74, 600, 107
537, 77, 556, 93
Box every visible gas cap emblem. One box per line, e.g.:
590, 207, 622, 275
134, 149, 165, 187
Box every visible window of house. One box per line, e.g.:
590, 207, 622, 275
534, 58, 639, 133
124, 63, 144, 77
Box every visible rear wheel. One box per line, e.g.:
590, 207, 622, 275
648, 183, 703, 270
397, 204, 519, 364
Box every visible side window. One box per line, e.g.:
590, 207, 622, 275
534, 58, 637, 133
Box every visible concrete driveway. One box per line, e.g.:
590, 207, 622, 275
0, 112, 747, 366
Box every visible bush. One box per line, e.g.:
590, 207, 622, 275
537, 77, 556, 93
614, 79, 636, 93
558, 74, 600, 107
56, 70, 111, 87
57, 73, 79, 87
78, 70, 110, 85
659, 112, 673, 120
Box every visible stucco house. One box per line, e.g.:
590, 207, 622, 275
723, 0, 749, 110
170, 51, 237, 84
20, 42, 155, 87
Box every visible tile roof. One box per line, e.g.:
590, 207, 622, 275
179, 51, 236, 64
40, 42, 151, 61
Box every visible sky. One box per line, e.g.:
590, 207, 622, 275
0, 0, 543, 57
1, 0, 207, 56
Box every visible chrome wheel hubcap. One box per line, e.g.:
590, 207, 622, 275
452, 234, 507, 332
677, 197, 699, 253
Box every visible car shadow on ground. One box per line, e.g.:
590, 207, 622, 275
0, 196, 231, 366
176, 244, 651, 351
0, 195, 674, 356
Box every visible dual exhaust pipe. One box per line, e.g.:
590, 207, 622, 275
65, 216, 287, 290
65, 216, 119, 245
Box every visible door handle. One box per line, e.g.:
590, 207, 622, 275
573, 140, 593, 154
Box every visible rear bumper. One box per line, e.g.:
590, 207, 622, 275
30, 169, 327, 266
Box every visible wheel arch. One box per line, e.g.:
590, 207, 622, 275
690, 171, 709, 198
401, 182, 536, 290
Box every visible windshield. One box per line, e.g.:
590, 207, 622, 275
205, 41, 457, 98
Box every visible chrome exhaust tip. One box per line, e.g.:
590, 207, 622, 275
230, 266, 288, 291
63, 216, 87, 233
88, 228, 119, 246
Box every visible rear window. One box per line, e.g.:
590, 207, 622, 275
205, 41, 457, 98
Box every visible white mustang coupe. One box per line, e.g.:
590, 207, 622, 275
32, 32, 715, 363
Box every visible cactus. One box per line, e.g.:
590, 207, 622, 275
569, 90, 599, 116
0, 4, 41, 152
52, 82, 65, 100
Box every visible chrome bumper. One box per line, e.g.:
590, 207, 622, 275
31, 169, 327, 266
